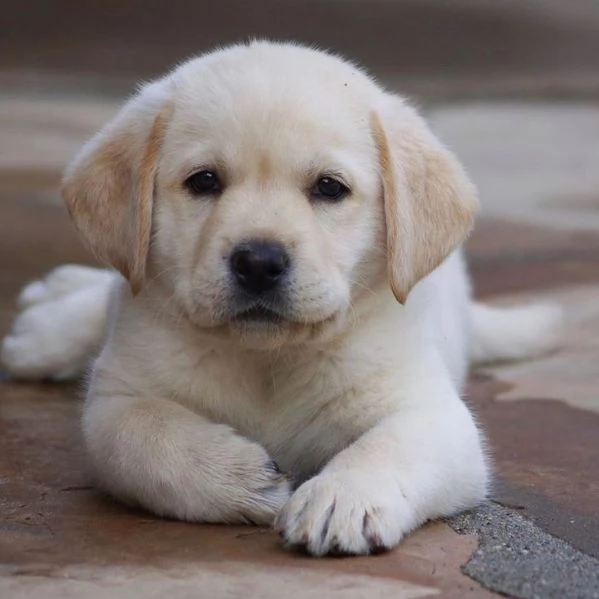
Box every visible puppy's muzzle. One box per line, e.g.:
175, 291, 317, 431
230, 240, 290, 295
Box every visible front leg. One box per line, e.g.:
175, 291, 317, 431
275, 368, 488, 555
83, 393, 291, 524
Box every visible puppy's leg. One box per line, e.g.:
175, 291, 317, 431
276, 362, 488, 555
1, 283, 112, 381
17, 265, 116, 309
84, 394, 292, 524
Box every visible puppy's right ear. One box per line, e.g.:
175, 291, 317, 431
61, 80, 173, 294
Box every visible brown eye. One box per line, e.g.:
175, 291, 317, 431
185, 170, 222, 196
311, 176, 349, 201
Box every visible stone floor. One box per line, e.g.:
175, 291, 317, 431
2, 2, 599, 594
2, 93, 599, 598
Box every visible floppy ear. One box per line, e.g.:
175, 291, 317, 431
371, 96, 479, 304
61, 80, 173, 294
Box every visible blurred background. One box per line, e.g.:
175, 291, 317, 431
1, 1, 599, 368
1, 2, 599, 591
2, 0, 599, 355
3, 0, 599, 95
1, 0, 599, 283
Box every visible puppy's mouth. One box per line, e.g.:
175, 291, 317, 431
232, 305, 284, 323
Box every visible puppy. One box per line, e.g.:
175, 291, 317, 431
1, 41, 560, 556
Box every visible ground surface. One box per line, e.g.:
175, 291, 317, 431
1, 2, 599, 597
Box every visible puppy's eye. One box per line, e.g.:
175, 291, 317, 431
184, 170, 222, 196
310, 176, 349, 201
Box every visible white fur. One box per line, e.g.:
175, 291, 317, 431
1, 266, 115, 381
0, 41, 560, 556
470, 301, 562, 364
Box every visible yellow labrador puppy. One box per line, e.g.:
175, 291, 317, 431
1, 41, 560, 555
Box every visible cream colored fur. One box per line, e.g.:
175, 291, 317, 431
0, 41, 561, 556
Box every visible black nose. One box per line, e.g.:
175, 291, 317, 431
230, 241, 290, 294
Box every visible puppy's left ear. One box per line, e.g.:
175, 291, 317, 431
371, 95, 479, 304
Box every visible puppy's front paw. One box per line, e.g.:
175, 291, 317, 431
232, 457, 293, 525
129, 433, 293, 526
275, 471, 415, 556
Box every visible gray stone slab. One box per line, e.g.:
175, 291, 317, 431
449, 503, 599, 599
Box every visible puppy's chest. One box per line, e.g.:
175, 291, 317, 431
180, 352, 396, 477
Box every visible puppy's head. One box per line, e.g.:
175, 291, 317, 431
62, 41, 478, 348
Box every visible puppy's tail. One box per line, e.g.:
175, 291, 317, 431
470, 301, 563, 365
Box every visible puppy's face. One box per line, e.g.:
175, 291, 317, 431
152, 55, 385, 346
62, 42, 478, 349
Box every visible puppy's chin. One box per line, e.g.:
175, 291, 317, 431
228, 319, 295, 350
228, 311, 349, 350
186, 305, 349, 350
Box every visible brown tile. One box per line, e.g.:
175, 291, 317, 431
0, 380, 498, 597
5, 155, 599, 595
0, 195, 96, 335
467, 219, 599, 297
465, 217, 599, 558
468, 374, 599, 559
